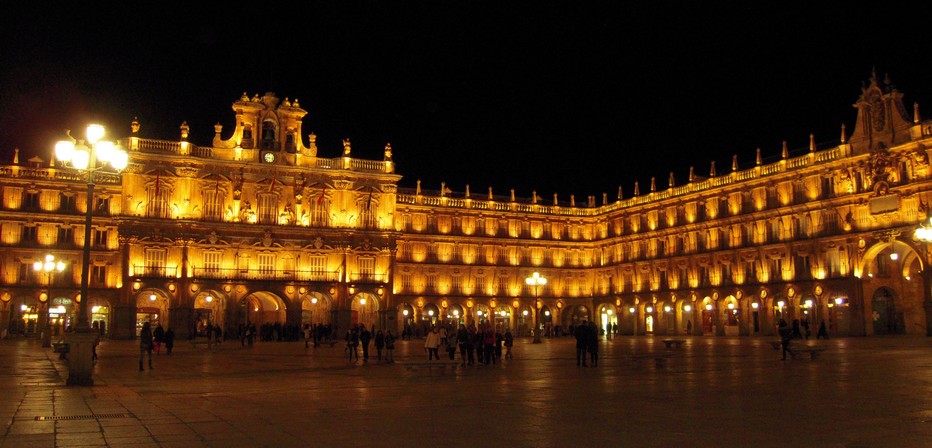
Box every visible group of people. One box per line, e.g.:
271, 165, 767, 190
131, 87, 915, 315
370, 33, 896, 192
574, 320, 600, 367
423, 323, 515, 366
344, 324, 396, 363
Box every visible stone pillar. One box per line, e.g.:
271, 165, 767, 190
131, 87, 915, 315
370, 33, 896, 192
65, 331, 97, 386
332, 308, 351, 338
714, 304, 725, 336
0, 305, 8, 338
171, 306, 196, 340
111, 304, 136, 339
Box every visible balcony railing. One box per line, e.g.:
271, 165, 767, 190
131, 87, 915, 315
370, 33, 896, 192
191, 267, 341, 282
348, 272, 387, 283
133, 265, 178, 278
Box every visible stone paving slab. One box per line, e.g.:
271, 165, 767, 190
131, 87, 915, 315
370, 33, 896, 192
2, 336, 932, 447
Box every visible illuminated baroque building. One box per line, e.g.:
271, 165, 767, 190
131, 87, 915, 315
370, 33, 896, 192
2, 74, 932, 341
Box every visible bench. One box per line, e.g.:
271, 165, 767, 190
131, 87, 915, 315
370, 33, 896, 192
789, 346, 826, 360
662, 339, 686, 349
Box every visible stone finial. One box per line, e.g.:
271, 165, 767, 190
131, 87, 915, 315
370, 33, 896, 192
241, 92, 249, 101
488, 186, 493, 200
553, 193, 559, 205
510, 189, 515, 202
416, 180, 422, 195
180, 121, 190, 141
732, 154, 738, 171
634, 181, 640, 196
533, 190, 538, 204
384, 143, 393, 161
465, 184, 470, 198
669, 171, 675, 187
914, 102, 921, 124
781, 140, 788, 159
689, 166, 694, 182
13, 147, 19, 164
294, 98, 300, 108
602, 192, 608, 205
617, 185, 622, 200
441, 182, 448, 197
650, 177, 656, 192
756, 148, 762, 165
342, 138, 351, 156
809, 133, 815, 152
283, 97, 292, 107
214, 123, 223, 137
570, 194, 576, 207
50, 152, 55, 167
710, 161, 716, 177
840, 124, 846, 144
131, 116, 140, 135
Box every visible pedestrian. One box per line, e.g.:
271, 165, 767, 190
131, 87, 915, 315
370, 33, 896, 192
92, 321, 101, 363
576, 320, 589, 367
504, 328, 514, 360
483, 327, 496, 365
139, 322, 154, 371
214, 325, 223, 348
778, 319, 793, 360
446, 331, 457, 360
304, 324, 311, 349
425, 326, 442, 360
587, 320, 600, 367
384, 330, 395, 363
791, 319, 802, 339
816, 320, 829, 339
494, 328, 504, 361
348, 327, 360, 361
153, 323, 164, 354
360, 326, 372, 361
456, 324, 470, 366
473, 326, 484, 364
802, 319, 811, 340
164, 327, 175, 355
374, 330, 385, 361
466, 325, 476, 366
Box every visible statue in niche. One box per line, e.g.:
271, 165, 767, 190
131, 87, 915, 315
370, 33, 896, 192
280, 202, 296, 225
868, 143, 895, 195
240, 200, 256, 223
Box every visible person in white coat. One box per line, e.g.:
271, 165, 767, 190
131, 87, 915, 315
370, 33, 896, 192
424, 326, 442, 360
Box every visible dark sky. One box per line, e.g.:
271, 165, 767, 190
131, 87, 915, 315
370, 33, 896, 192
1, 3, 930, 200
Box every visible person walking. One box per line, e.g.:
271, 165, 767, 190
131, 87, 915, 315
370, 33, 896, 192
456, 324, 469, 366
164, 327, 175, 355
778, 319, 793, 360
153, 323, 164, 354
466, 325, 477, 366
587, 320, 600, 367
483, 327, 496, 365
425, 326, 442, 360
360, 326, 372, 361
384, 330, 395, 363
575, 320, 589, 367
139, 322, 154, 371
816, 320, 829, 339
348, 327, 360, 361
304, 324, 312, 349
504, 328, 514, 360
374, 330, 385, 361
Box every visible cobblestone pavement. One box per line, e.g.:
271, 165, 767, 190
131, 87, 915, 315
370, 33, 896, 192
1, 334, 931, 448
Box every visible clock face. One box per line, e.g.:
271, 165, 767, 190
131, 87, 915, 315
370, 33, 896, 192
263, 152, 275, 163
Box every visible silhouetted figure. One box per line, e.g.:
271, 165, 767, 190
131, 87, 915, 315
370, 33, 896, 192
778, 319, 793, 361
816, 320, 829, 339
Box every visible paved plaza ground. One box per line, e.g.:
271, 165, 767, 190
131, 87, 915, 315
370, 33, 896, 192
1, 333, 931, 448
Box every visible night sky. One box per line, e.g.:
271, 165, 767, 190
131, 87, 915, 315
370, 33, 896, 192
1, 3, 930, 200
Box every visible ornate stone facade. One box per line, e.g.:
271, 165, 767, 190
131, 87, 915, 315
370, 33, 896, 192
2, 74, 932, 342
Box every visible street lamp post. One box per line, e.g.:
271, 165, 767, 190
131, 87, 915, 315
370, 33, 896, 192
525, 271, 547, 344
55, 124, 129, 386
34, 254, 66, 348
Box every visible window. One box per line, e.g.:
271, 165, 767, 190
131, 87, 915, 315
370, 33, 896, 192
57, 227, 74, 245
203, 252, 222, 273
60, 194, 76, 213
19, 262, 30, 282
258, 253, 275, 273
93, 229, 108, 247
203, 190, 223, 221
144, 249, 167, 276
261, 120, 276, 150
95, 197, 110, 215
147, 183, 170, 218
309, 255, 326, 276
22, 191, 39, 210
21, 226, 37, 243
311, 195, 330, 227
257, 194, 277, 225
92, 265, 107, 286
358, 257, 375, 280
